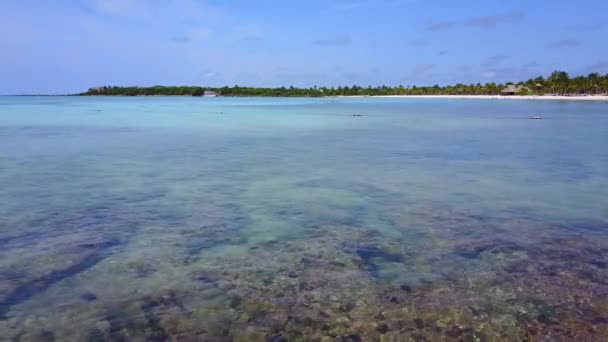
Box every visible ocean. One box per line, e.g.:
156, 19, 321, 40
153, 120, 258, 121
1, 96, 607, 340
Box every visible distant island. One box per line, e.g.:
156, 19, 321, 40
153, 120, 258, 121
80, 71, 608, 97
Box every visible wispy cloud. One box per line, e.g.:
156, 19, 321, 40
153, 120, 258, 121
426, 21, 456, 31
333, 2, 368, 11
171, 36, 190, 43
93, 0, 146, 16
195, 70, 221, 84
424, 10, 523, 32
549, 39, 581, 48
402, 63, 436, 82
480, 65, 543, 83
332, 0, 414, 11
171, 28, 212, 44
313, 35, 352, 46
482, 71, 497, 79
410, 39, 427, 47
458, 65, 473, 72
566, 23, 605, 31
483, 55, 510, 67
522, 61, 540, 68
466, 10, 524, 29
93, 0, 225, 23
235, 24, 265, 41
413, 64, 434, 74
585, 61, 608, 73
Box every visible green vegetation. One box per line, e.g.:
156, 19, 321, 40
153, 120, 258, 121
80, 71, 608, 97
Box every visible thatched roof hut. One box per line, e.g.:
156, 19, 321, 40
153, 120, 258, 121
501, 85, 532, 95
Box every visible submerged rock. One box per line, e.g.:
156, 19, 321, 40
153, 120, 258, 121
81, 292, 98, 302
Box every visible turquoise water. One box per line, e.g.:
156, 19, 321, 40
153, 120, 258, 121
1, 96, 607, 340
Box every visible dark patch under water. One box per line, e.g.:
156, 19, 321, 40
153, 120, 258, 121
181, 207, 251, 259
353, 245, 404, 278
0, 239, 120, 319
5, 213, 608, 341
453, 239, 524, 259
562, 219, 608, 234
295, 179, 405, 204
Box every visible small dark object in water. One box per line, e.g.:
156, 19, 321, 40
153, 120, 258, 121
330, 261, 346, 268
228, 295, 242, 309
454, 239, 522, 259
468, 305, 484, 317
341, 334, 362, 342
419, 278, 433, 285
355, 245, 403, 278
377, 323, 390, 334
340, 302, 356, 312
34, 330, 55, 342
81, 292, 98, 302
192, 272, 217, 286
268, 335, 287, 342
356, 246, 403, 263
353, 113, 363, 117
400, 284, 413, 293
414, 318, 425, 329
530, 116, 543, 120
537, 312, 559, 325
592, 317, 608, 324
446, 325, 463, 338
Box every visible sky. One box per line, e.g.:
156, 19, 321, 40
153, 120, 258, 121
1, 0, 607, 94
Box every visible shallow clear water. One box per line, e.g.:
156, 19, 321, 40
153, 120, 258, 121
1, 96, 607, 341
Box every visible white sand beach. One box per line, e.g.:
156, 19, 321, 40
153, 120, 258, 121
363, 95, 608, 101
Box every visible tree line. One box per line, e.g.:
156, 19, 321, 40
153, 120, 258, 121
80, 71, 608, 97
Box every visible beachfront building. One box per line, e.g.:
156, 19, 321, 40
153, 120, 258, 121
501, 85, 532, 96
192, 89, 218, 97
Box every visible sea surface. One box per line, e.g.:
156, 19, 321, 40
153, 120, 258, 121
1, 96, 607, 341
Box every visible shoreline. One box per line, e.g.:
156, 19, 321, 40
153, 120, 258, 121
340, 95, 608, 101
4, 94, 608, 101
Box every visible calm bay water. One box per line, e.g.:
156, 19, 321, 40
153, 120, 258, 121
1, 96, 607, 341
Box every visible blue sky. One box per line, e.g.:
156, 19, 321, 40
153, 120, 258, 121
1, 0, 607, 94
